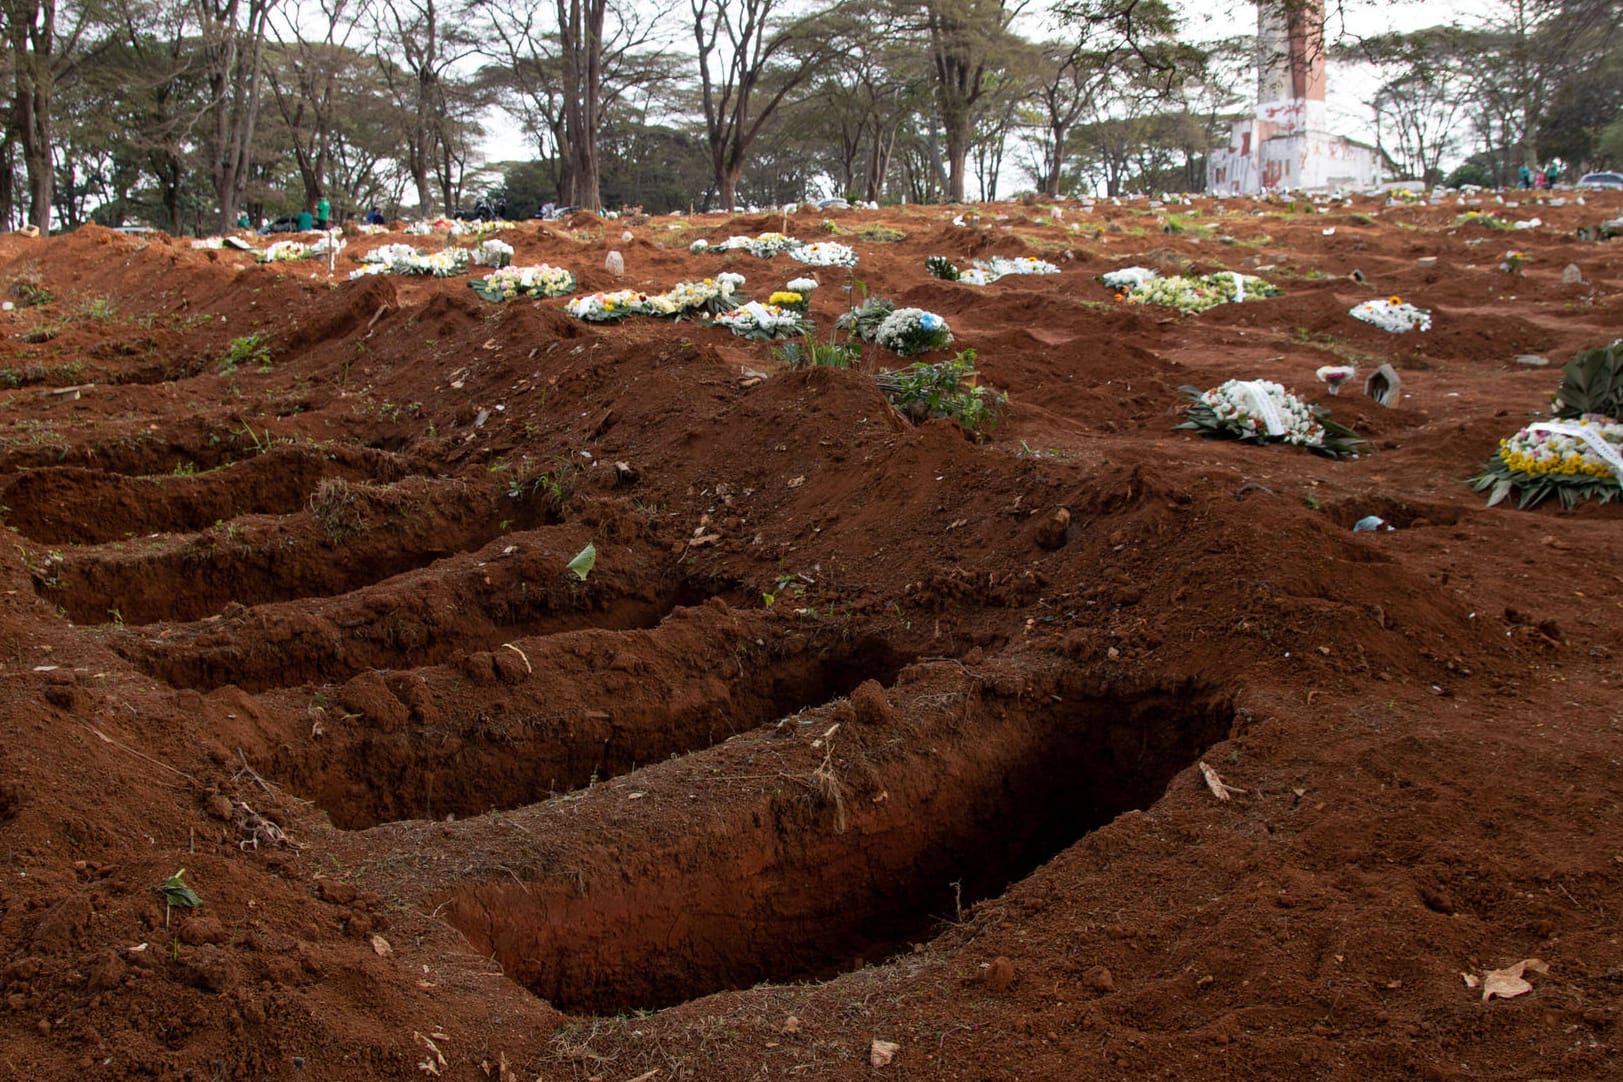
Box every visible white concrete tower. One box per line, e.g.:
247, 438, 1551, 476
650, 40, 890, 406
1207, 0, 1378, 193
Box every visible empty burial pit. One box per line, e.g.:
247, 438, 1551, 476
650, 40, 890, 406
112, 531, 709, 692
0, 444, 402, 545
279, 613, 913, 829
443, 673, 1233, 1014
30, 476, 552, 625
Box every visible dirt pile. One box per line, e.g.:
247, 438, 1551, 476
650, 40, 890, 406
0, 194, 1620, 1079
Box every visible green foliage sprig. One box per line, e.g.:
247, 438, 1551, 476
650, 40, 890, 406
874, 350, 1005, 436
1553, 339, 1623, 419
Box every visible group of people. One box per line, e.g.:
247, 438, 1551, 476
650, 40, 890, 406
236, 197, 388, 232
1518, 159, 1565, 189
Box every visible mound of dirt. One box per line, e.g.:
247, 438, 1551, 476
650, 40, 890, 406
1, 190, 1620, 1080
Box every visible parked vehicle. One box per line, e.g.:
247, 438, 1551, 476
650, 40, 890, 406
1576, 172, 1623, 190
259, 214, 302, 234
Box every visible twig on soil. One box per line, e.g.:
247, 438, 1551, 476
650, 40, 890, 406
76, 719, 199, 786
940, 1023, 987, 1047
624, 1070, 661, 1082
495, 863, 531, 895
1198, 760, 1246, 801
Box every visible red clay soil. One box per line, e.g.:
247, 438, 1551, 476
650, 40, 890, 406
0, 191, 1620, 1081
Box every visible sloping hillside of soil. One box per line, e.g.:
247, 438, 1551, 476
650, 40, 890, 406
0, 190, 1620, 1081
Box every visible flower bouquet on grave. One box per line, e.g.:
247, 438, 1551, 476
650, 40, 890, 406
473, 239, 514, 268
1469, 341, 1623, 508
1350, 296, 1431, 334
360, 243, 418, 266
1125, 272, 1280, 314
1101, 266, 1157, 292
713, 300, 811, 340
398, 248, 472, 277
786, 240, 857, 268
769, 290, 809, 315
469, 264, 576, 302
872, 307, 953, 357
258, 240, 311, 262
654, 277, 743, 317
1178, 379, 1363, 458
745, 232, 797, 258
565, 289, 652, 322
1469, 417, 1623, 509
925, 256, 961, 281
977, 255, 1060, 278
835, 296, 897, 341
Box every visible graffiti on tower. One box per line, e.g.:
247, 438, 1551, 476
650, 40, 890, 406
1208, 0, 1380, 193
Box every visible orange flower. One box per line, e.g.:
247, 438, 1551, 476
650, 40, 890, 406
1388, 295, 1402, 304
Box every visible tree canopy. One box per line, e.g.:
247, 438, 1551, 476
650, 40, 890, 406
3, 0, 1617, 231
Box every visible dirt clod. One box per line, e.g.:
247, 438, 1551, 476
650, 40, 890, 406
984, 956, 1016, 992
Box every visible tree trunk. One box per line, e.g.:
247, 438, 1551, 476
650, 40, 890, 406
942, 125, 968, 202
1044, 122, 1068, 197
9, 1, 55, 233
865, 124, 896, 204
718, 166, 741, 212
19, 92, 53, 231
558, 0, 605, 212
203, 0, 272, 234
0, 135, 15, 228
412, 152, 433, 215
161, 159, 182, 234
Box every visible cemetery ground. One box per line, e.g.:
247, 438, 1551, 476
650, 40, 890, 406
0, 190, 1619, 1080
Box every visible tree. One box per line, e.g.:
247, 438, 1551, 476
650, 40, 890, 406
1445, 0, 1621, 183
472, 0, 670, 211
1024, 0, 1189, 197
193, 0, 276, 232
917, 0, 1028, 202
784, 8, 925, 202
323, 61, 411, 218
3, 0, 99, 230
372, 0, 476, 214
90, 0, 207, 232
690, 0, 827, 210
264, 0, 366, 216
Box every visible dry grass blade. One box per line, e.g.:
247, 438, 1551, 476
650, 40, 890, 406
500, 642, 533, 674
233, 797, 301, 851
1198, 760, 1245, 801
810, 733, 850, 833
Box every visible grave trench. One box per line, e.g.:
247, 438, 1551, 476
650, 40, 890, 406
111, 540, 712, 693
0, 444, 405, 546
278, 616, 913, 831
32, 477, 555, 625
443, 676, 1233, 1015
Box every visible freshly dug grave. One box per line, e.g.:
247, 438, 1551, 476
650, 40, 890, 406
0, 191, 1620, 1081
